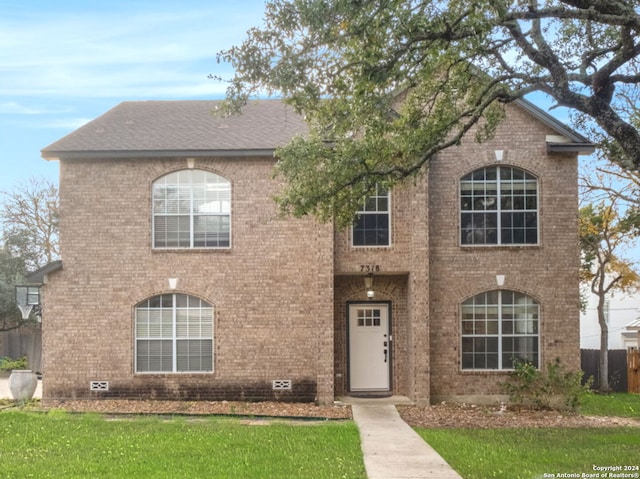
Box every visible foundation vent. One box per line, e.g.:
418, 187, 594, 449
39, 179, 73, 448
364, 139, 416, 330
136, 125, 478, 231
272, 379, 292, 391
90, 381, 109, 391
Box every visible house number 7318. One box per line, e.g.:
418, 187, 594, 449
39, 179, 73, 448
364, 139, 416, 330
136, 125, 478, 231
360, 264, 381, 272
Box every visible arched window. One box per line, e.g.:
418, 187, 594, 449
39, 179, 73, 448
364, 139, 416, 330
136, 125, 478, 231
460, 166, 538, 245
153, 169, 230, 248
135, 293, 213, 373
461, 290, 539, 370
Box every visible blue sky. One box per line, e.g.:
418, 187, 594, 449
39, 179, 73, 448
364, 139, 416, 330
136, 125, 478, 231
0, 0, 267, 192
0, 0, 580, 192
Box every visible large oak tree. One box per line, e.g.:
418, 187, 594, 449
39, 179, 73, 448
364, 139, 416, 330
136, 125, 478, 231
219, 0, 640, 224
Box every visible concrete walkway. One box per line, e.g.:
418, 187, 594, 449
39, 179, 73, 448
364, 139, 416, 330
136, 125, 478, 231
348, 399, 463, 479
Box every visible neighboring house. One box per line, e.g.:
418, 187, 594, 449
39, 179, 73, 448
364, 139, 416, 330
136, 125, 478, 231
580, 288, 640, 350
36, 98, 593, 405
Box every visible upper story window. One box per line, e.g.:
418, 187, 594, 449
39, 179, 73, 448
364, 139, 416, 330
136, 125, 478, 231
461, 290, 539, 370
353, 185, 390, 247
153, 170, 230, 249
460, 166, 538, 246
135, 293, 213, 373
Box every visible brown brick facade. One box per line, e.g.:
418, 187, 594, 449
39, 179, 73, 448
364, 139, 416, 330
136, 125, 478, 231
43, 156, 334, 403
428, 105, 580, 402
41, 101, 583, 405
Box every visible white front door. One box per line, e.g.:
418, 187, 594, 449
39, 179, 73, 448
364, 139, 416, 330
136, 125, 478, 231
348, 304, 390, 392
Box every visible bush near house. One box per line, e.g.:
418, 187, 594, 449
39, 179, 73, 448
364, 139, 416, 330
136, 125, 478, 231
501, 358, 593, 411
0, 356, 28, 372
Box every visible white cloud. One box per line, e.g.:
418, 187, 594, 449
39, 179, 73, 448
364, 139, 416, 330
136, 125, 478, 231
0, 101, 65, 115
41, 118, 93, 130
0, 1, 264, 99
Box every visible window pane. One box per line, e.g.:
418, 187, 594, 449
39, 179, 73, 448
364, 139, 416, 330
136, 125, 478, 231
154, 216, 190, 248
153, 170, 231, 249
461, 212, 498, 245
353, 186, 390, 246
135, 294, 213, 373
461, 167, 537, 246
461, 290, 539, 370
177, 340, 213, 372
137, 340, 173, 372
353, 213, 389, 246
194, 215, 230, 247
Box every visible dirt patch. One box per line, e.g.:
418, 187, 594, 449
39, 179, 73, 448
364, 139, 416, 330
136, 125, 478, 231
397, 402, 640, 429
25, 399, 640, 428
39, 399, 352, 420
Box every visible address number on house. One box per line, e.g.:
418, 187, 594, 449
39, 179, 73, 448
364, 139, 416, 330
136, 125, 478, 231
360, 264, 381, 273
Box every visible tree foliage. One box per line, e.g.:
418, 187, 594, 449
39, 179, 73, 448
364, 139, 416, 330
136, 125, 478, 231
0, 178, 59, 331
1, 178, 59, 272
0, 244, 26, 331
579, 200, 640, 391
580, 90, 640, 230
218, 0, 640, 224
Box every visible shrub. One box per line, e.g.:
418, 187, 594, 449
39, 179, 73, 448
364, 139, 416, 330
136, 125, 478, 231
501, 358, 593, 412
0, 356, 28, 372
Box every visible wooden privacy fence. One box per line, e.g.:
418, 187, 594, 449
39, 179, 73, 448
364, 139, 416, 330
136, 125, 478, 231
629, 348, 640, 394
0, 327, 42, 373
581, 349, 628, 392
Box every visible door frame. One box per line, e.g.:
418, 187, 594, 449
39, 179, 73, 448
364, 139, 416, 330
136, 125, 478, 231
346, 300, 392, 393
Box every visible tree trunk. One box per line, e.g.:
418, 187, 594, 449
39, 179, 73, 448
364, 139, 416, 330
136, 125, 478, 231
597, 298, 610, 392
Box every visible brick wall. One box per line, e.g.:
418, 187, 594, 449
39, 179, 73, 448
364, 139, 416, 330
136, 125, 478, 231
43, 102, 581, 405
428, 103, 580, 401
333, 177, 431, 403
43, 156, 335, 404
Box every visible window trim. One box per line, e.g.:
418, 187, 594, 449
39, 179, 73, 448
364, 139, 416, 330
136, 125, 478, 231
152, 169, 232, 250
134, 293, 214, 374
351, 185, 392, 248
460, 290, 540, 372
459, 165, 539, 247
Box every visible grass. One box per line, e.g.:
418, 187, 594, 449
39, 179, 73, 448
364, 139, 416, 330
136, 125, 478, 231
2, 394, 638, 479
417, 427, 640, 479
0, 410, 366, 479
581, 392, 640, 418
416, 393, 640, 479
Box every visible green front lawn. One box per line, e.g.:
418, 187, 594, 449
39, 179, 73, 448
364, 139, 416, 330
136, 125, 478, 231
416, 394, 640, 479
581, 392, 640, 418
2, 394, 638, 479
418, 427, 640, 479
0, 410, 366, 479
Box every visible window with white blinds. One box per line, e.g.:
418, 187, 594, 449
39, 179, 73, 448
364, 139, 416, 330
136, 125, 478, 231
135, 293, 213, 373
153, 169, 231, 248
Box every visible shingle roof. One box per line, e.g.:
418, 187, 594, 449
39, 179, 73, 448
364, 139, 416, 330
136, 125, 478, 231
41, 100, 308, 159
42, 97, 593, 160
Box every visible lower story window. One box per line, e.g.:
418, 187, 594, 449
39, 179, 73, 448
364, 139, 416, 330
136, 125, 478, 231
461, 290, 539, 370
135, 293, 213, 373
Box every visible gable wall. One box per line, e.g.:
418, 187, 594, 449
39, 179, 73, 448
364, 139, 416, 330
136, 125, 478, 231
43, 156, 335, 403
428, 104, 580, 401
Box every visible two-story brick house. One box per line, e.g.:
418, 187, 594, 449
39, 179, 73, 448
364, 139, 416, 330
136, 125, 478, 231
37, 98, 592, 405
